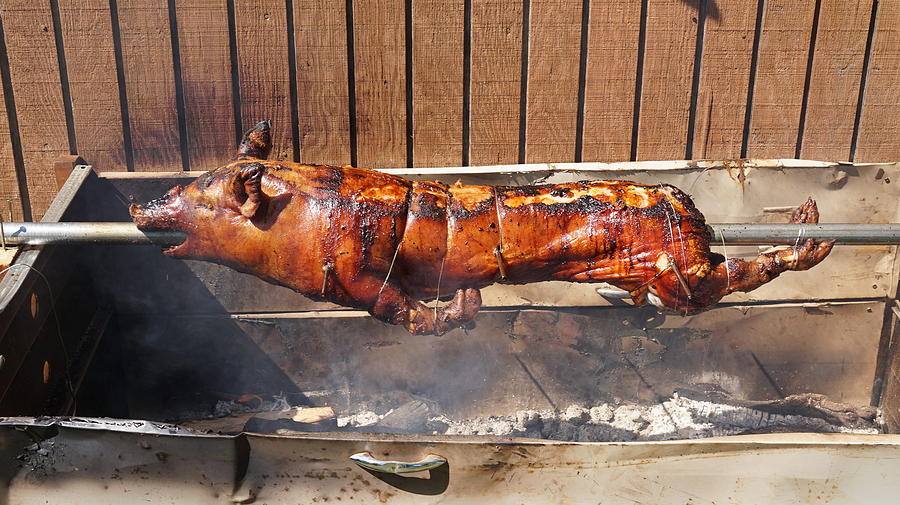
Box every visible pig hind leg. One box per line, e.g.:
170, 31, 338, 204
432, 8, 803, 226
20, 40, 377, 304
321, 249, 482, 335
366, 280, 482, 336
692, 198, 835, 304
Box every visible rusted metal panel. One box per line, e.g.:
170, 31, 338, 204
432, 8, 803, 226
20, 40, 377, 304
0, 166, 99, 414
879, 300, 900, 432
2, 420, 900, 504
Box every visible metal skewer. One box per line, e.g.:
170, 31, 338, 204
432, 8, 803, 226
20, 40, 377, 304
706, 223, 900, 245
0, 222, 185, 246
0, 222, 898, 247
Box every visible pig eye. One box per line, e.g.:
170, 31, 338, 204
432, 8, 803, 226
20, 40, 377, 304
194, 202, 214, 211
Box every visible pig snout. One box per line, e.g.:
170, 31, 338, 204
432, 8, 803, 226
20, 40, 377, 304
130, 185, 185, 231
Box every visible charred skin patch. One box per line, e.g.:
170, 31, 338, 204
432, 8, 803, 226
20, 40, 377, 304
551, 187, 573, 198
483, 180, 715, 307
310, 166, 344, 192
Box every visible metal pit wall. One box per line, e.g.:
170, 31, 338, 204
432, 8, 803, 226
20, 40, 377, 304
0, 160, 897, 504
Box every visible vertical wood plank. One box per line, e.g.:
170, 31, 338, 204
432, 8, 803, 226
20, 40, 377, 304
294, 1, 351, 166
855, 0, 900, 162
0, 78, 22, 221
117, 0, 182, 171
469, 0, 522, 165
411, 0, 464, 167
353, 0, 407, 168
635, 0, 699, 160
524, 0, 582, 163
57, 0, 126, 172
0, 1, 70, 219
581, 0, 641, 162
746, 0, 815, 159
175, 0, 236, 169
692, 0, 757, 159
234, 0, 294, 161
800, 0, 871, 161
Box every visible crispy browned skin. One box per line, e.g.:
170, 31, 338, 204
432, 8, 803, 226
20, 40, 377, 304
130, 122, 834, 335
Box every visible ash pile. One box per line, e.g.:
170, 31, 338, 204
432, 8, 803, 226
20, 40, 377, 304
181, 391, 880, 441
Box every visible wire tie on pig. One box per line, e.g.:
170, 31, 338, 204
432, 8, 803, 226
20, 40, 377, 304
662, 199, 690, 308
377, 239, 403, 298
630, 265, 671, 296
790, 225, 804, 270
434, 255, 446, 321
718, 228, 732, 292
492, 187, 507, 280
631, 253, 694, 304
669, 257, 693, 299
321, 260, 334, 297
494, 246, 507, 280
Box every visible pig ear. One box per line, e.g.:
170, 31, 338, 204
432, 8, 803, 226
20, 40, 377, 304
237, 120, 272, 160
229, 163, 267, 218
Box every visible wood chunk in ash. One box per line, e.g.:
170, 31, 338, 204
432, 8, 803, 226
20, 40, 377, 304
742, 393, 879, 430
181, 406, 337, 434
292, 406, 335, 423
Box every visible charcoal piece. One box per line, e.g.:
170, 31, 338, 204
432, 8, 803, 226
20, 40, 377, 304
374, 400, 432, 433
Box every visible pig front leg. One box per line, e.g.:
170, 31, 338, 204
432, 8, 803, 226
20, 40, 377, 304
692, 198, 835, 306
371, 283, 482, 336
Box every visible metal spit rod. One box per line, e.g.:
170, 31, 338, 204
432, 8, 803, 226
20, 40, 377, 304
0, 222, 898, 247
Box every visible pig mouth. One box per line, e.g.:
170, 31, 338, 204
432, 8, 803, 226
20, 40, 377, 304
159, 233, 189, 256
129, 203, 190, 256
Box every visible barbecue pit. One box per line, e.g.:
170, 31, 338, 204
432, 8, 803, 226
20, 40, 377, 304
0, 159, 898, 503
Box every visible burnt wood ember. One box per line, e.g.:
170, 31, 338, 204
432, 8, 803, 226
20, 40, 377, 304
130, 121, 834, 335
424, 393, 880, 441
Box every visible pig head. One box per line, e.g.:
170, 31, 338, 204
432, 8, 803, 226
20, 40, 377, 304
130, 122, 281, 273
130, 121, 481, 334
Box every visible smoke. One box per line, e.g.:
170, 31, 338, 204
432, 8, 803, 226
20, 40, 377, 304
74, 175, 303, 421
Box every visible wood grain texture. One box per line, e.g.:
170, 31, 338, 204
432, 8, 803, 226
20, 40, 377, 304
57, 0, 126, 172
469, 0, 522, 165
524, 0, 582, 163
635, 0, 699, 160
175, 0, 235, 170
117, 0, 182, 171
0, 78, 22, 221
411, 0, 464, 167
800, 0, 871, 161
692, 0, 757, 159
745, 0, 816, 158
0, 1, 70, 219
234, 0, 294, 162
352, 0, 407, 168
581, 0, 641, 162
855, 0, 900, 162
294, 1, 351, 165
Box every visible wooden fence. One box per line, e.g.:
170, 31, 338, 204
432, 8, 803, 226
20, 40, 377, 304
0, 0, 897, 220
